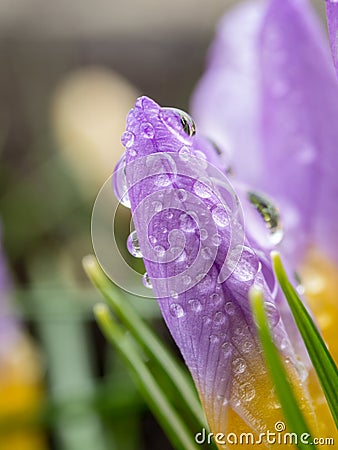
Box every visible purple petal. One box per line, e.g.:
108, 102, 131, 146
326, 0, 338, 78
192, 0, 338, 265
120, 96, 314, 433
260, 0, 338, 264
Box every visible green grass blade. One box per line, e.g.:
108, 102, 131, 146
250, 287, 316, 450
271, 251, 338, 427
83, 255, 206, 429
94, 303, 201, 450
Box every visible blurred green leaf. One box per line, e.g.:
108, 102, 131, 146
271, 251, 338, 427
94, 303, 200, 450
83, 255, 206, 430
250, 287, 316, 450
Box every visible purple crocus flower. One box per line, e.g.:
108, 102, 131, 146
191, 0, 338, 268
115, 96, 319, 438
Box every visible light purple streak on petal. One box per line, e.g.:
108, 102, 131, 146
0, 225, 19, 360
120, 96, 309, 432
326, 0, 338, 78
191, 1, 267, 187
260, 0, 338, 264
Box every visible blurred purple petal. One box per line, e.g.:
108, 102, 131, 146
326, 0, 338, 78
260, 0, 338, 263
191, 0, 338, 265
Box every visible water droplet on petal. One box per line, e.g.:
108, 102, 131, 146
176, 189, 188, 202
179, 213, 196, 232
121, 131, 135, 148
210, 293, 222, 305
199, 229, 208, 241
154, 174, 172, 187
248, 192, 283, 245
214, 311, 226, 325
225, 302, 235, 315
188, 299, 202, 312
127, 231, 142, 258
182, 274, 192, 285
212, 206, 229, 228
202, 247, 213, 260
160, 108, 196, 142
142, 272, 152, 288
113, 153, 131, 208
238, 382, 255, 402
193, 179, 213, 199
149, 235, 157, 245
194, 150, 208, 169
242, 341, 254, 353
154, 245, 165, 257
212, 234, 222, 246
222, 342, 232, 355
151, 201, 163, 212
170, 303, 185, 318
231, 246, 259, 282
140, 122, 155, 139
233, 358, 246, 375
179, 145, 192, 161
170, 290, 178, 299
209, 334, 220, 344
265, 302, 280, 328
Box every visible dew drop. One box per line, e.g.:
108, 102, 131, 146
149, 235, 157, 245
222, 342, 232, 355
248, 192, 283, 245
151, 201, 163, 212
225, 302, 235, 315
188, 299, 202, 312
212, 207, 229, 228
140, 122, 155, 139
179, 145, 192, 161
193, 179, 213, 199
209, 334, 220, 344
199, 229, 208, 241
127, 231, 142, 258
212, 233, 222, 246
176, 189, 188, 202
214, 311, 226, 325
169, 303, 185, 318
194, 150, 208, 168
233, 357, 246, 375
154, 245, 165, 257
201, 247, 213, 260
182, 274, 192, 285
179, 213, 196, 232
170, 290, 179, 299
238, 382, 255, 402
210, 293, 222, 305
121, 131, 135, 149
160, 107, 196, 142
243, 341, 254, 353
231, 246, 258, 282
113, 153, 131, 208
265, 302, 280, 328
154, 174, 172, 187
142, 272, 152, 288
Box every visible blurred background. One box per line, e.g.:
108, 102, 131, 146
0, 1, 326, 449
